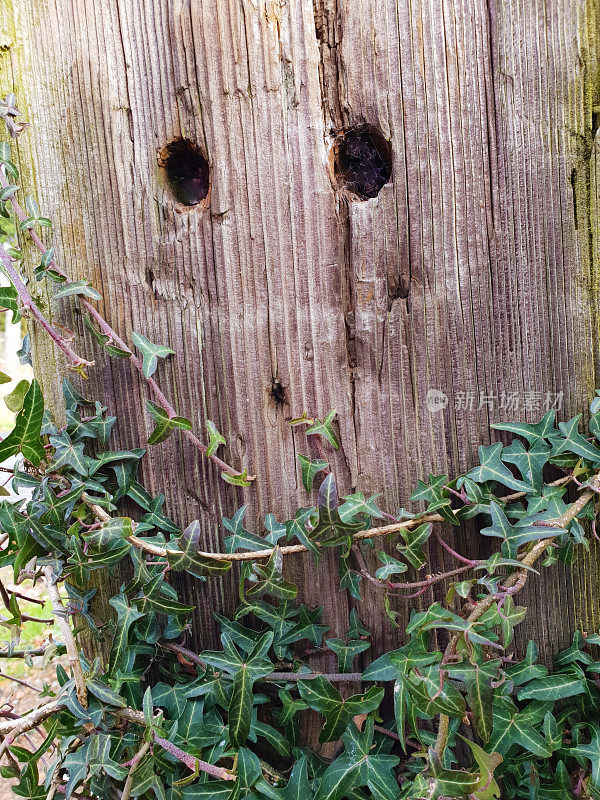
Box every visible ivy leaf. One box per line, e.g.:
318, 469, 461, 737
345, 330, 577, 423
285, 507, 319, 553
571, 726, 600, 788
461, 739, 502, 799
48, 431, 89, 475
338, 492, 384, 523
246, 547, 297, 600
466, 442, 531, 492
108, 591, 144, 675
85, 678, 127, 707
492, 410, 557, 444
221, 469, 252, 487
0, 380, 45, 466
549, 416, 600, 464
517, 674, 585, 701
487, 696, 551, 757
397, 523, 432, 569
281, 756, 311, 800
205, 419, 226, 457
5, 379, 29, 413
497, 596, 526, 648
480, 503, 563, 559
306, 410, 339, 449
402, 664, 466, 719
315, 721, 399, 800
501, 439, 551, 492
297, 677, 383, 742
425, 749, 482, 798
54, 280, 101, 301
202, 631, 274, 746
146, 401, 192, 445
505, 640, 548, 686
298, 455, 329, 492
132, 331, 175, 378
446, 658, 501, 743
375, 552, 408, 580
0, 285, 21, 323
326, 638, 370, 672
84, 315, 131, 358
167, 520, 232, 578
410, 474, 448, 503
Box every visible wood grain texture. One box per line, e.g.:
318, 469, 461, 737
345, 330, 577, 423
1, 0, 599, 664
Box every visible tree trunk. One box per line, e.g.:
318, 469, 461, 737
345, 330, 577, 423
2, 0, 599, 663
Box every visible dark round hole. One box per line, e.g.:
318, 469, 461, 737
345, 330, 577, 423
333, 125, 392, 200
160, 138, 209, 206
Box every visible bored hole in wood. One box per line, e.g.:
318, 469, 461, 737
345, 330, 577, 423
332, 125, 392, 200
159, 138, 210, 207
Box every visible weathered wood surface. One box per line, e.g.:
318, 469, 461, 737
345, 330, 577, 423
2, 0, 599, 662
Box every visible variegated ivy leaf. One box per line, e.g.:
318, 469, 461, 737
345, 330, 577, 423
132, 330, 175, 378
145, 400, 192, 445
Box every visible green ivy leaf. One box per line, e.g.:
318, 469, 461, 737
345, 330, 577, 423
4, 379, 29, 413
205, 419, 226, 457
517, 674, 585, 701
326, 638, 370, 672
221, 469, 252, 487
54, 280, 102, 301
167, 520, 232, 578
246, 547, 297, 600
146, 401, 192, 445
306, 410, 339, 449
549, 416, 600, 464
466, 442, 531, 492
83, 315, 131, 358
492, 410, 557, 444
298, 455, 329, 492
297, 676, 383, 742
571, 726, 600, 789
132, 331, 175, 378
0, 285, 21, 323
0, 380, 45, 466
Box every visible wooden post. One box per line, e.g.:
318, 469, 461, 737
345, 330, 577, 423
1, 0, 599, 663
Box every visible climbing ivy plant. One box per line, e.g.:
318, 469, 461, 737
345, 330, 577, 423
2, 95, 600, 800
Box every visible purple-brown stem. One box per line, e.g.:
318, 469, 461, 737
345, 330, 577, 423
0, 169, 246, 480
0, 248, 92, 372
